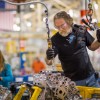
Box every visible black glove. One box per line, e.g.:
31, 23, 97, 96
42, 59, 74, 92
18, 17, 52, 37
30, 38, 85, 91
46, 48, 55, 60
96, 29, 100, 42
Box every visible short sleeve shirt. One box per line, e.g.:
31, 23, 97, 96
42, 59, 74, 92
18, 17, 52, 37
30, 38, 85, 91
51, 26, 95, 81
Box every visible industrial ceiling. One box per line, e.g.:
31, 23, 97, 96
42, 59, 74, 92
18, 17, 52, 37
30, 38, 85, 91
0, 0, 100, 39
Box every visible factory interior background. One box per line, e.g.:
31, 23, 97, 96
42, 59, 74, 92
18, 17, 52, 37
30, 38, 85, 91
0, 0, 100, 76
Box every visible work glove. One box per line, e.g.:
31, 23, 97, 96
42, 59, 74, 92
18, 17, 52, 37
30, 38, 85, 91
96, 29, 100, 42
46, 48, 55, 60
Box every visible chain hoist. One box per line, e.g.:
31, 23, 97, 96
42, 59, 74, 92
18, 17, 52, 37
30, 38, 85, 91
82, 0, 99, 31
4, 0, 52, 49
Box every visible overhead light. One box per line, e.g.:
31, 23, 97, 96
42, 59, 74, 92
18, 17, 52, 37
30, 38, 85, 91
43, 17, 46, 22
30, 4, 35, 9
94, 2, 98, 10
92, 19, 97, 23
13, 24, 20, 31
26, 22, 32, 27
68, 9, 74, 17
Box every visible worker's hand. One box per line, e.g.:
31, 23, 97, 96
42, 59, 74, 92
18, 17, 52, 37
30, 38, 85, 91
46, 48, 55, 60
96, 29, 100, 42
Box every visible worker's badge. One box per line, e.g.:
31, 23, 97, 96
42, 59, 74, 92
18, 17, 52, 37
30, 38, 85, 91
68, 34, 76, 44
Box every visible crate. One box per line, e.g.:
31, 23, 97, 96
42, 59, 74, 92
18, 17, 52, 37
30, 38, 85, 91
77, 86, 100, 99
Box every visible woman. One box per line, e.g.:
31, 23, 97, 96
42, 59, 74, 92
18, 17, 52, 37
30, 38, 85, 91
0, 51, 13, 88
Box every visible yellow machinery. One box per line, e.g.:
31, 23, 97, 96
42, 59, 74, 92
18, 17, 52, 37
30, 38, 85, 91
13, 80, 100, 100
14, 85, 100, 100
13, 83, 42, 100
77, 86, 100, 99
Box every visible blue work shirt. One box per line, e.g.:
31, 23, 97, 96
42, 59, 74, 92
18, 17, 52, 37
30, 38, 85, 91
0, 63, 13, 88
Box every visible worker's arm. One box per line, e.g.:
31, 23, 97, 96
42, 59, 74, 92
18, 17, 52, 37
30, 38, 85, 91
45, 57, 53, 65
2, 64, 13, 82
88, 29, 100, 51
88, 40, 100, 51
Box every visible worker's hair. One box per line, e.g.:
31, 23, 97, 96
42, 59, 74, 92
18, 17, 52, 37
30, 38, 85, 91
0, 50, 5, 71
54, 11, 73, 26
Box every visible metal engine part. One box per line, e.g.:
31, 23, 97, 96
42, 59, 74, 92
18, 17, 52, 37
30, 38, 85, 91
33, 71, 82, 100
0, 85, 12, 100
